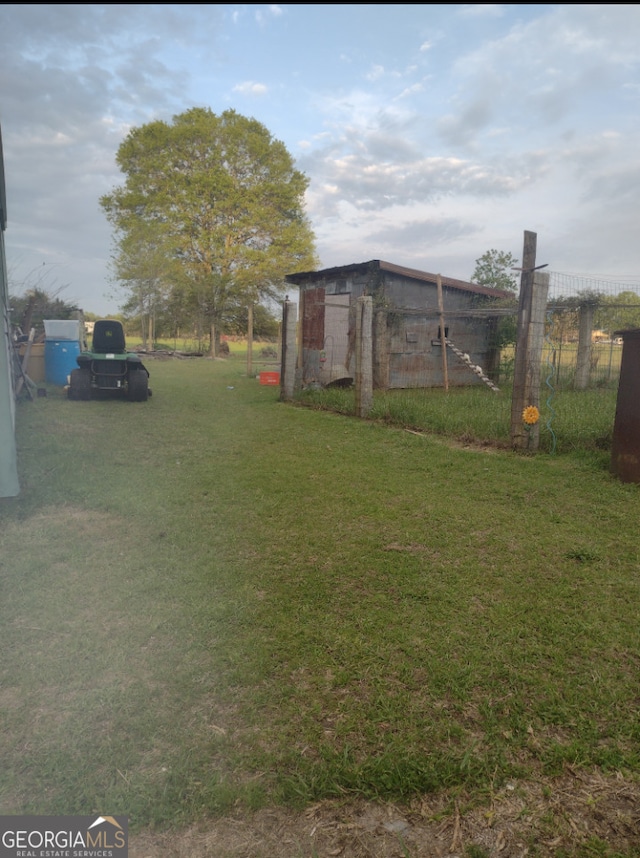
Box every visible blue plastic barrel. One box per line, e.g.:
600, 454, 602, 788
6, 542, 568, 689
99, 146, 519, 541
45, 340, 81, 386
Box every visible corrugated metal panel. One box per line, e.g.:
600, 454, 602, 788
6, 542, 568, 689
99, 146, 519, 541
287, 259, 508, 299
611, 329, 640, 482
302, 286, 325, 350
377, 260, 506, 299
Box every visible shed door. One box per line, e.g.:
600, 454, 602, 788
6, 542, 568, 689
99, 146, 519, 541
302, 286, 325, 349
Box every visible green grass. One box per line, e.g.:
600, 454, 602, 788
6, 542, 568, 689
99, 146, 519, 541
298, 383, 617, 454
1, 355, 639, 836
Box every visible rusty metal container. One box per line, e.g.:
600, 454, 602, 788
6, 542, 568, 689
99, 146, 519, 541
611, 329, 640, 483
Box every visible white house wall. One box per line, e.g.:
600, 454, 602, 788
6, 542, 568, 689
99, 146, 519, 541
0, 227, 19, 497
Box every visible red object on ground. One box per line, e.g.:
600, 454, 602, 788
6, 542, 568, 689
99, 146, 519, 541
259, 371, 280, 385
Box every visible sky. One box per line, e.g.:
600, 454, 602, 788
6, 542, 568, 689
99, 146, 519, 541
1, 3, 640, 315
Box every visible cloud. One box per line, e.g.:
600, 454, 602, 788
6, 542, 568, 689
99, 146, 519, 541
396, 82, 426, 100
2, 4, 640, 313
365, 64, 385, 82
304, 146, 531, 219
300, 97, 543, 221
311, 199, 483, 276
366, 216, 479, 248
255, 5, 284, 25
437, 98, 493, 148
0, 7, 189, 134
457, 5, 505, 18
443, 5, 640, 145
232, 80, 269, 96
0, 4, 200, 309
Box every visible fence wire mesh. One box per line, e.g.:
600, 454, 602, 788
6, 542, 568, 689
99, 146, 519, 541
426, 271, 640, 391
299, 271, 640, 393
543, 271, 640, 390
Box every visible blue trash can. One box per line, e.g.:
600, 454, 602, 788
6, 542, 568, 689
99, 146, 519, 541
45, 339, 81, 386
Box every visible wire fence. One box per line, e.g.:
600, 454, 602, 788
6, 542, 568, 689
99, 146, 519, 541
548, 271, 640, 301
440, 272, 640, 389
285, 275, 639, 454
300, 271, 640, 393
541, 271, 640, 390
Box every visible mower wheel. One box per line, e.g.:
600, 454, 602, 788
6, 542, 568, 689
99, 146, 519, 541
127, 369, 149, 402
68, 368, 91, 400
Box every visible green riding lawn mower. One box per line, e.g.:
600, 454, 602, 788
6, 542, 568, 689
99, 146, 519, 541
67, 320, 151, 402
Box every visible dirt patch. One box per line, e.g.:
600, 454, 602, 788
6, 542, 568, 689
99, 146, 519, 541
130, 769, 640, 857
404, 428, 507, 455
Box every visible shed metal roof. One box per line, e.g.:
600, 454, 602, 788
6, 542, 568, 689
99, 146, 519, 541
286, 259, 510, 300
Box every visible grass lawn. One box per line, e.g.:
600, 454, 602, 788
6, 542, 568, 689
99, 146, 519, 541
298, 379, 617, 454
1, 354, 640, 855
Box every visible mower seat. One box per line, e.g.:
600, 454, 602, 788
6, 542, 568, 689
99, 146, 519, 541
93, 320, 126, 353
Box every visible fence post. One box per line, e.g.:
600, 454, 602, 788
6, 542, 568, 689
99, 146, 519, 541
355, 295, 373, 417
246, 303, 253, 377
373, 308, 390, 390
437, 274, 449, 391
280, 299, 297, 401
510, 230, 541, 450
575, 302, 595, 390
524, 271, 550, 448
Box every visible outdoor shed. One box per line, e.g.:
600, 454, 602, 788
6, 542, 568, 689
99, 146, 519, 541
285, 259, 509, 389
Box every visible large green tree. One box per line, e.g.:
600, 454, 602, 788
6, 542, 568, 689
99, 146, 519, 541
108, 219, 174, 349
101, 108, 317, 353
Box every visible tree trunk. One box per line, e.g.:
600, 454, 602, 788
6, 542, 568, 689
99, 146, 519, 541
209, 321, 221, 357
247, 304, 253, 377
140, 309, 147, 351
